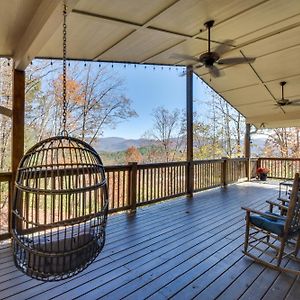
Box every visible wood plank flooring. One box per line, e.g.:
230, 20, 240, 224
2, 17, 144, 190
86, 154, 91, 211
0, 182, 299, 300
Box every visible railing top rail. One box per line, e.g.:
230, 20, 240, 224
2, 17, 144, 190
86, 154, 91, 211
0, 172, 12, 182
105, 165, 132, 171
193, 159, 225, 164
226, 158, 248, 162
259, 157, 300, 161
137, 161, 188, 169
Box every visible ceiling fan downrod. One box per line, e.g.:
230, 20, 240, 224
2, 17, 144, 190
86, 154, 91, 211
204, 20, 214, 53
280, 81, 286, 100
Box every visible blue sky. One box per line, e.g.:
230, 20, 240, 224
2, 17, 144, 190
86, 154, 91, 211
101, 63, 208, 139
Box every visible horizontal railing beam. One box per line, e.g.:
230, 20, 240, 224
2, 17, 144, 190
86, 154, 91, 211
1, 156, 298, 241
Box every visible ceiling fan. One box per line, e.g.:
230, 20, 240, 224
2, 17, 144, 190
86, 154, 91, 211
274, 81, 300, 107
172, 20, 256, 77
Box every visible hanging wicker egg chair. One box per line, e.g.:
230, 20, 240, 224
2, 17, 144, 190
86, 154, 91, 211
12, 136, 108, 281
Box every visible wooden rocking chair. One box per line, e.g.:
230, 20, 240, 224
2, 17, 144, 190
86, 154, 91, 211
242, 173, 300, 275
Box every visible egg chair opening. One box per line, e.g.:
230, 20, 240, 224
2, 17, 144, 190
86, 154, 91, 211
12, 136, 108, 281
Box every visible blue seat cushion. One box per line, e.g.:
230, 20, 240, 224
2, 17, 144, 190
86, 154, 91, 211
249, 212, 286, 236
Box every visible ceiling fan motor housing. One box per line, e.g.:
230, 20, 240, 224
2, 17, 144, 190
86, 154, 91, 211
199, 52, 219, 66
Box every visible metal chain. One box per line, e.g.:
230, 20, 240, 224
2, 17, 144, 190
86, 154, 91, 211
62, 1, 68, 136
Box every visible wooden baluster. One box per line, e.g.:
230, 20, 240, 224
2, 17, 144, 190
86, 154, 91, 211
222, 158, 228, 187
128, 162, 137, 213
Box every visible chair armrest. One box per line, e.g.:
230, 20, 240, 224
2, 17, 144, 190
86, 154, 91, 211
277, 197, 290, 203
241, 207, 284, 220
266, 200, 288, 211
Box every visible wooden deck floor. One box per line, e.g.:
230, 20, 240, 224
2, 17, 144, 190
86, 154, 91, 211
1, 182, 300, 300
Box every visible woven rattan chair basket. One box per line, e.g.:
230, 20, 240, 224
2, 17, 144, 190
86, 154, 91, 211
12, 136, 108, 281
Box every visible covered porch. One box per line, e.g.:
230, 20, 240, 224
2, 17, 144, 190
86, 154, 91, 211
1, 1, 300, 298
1, 181, 300, 299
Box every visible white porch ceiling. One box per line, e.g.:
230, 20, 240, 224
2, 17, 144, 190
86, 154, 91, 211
1, 0, 300, 129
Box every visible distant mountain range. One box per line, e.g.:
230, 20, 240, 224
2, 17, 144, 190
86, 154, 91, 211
251, 136, 267, 156
95, 136, 267, 154
95, 137, 154, 152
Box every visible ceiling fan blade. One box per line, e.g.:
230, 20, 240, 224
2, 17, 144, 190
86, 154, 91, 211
194, 63, 204, 69
214, 40, 234, 56
290, 99, 300, 103
208, 65, 221, 78
179, 64, 204, 76
169, 53, 199, 62
217, 57, 256, 65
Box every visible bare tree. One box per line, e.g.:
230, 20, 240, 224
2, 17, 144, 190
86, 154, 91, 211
145, 106, 184, 162
0, 59, 12, 171
205, 93, 245, 158
263, 128, 300, 158
26, 62, 137, 146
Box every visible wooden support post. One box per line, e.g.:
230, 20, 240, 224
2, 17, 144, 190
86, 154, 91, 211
222, 158, 228, 187
8, 178, 12, 234
12, 69, 25, 178
128, 162, 137, 213
12, 69, 25, 232
244, 123, 251, 158
245, 123, 251, 181
186, 65, 194, 197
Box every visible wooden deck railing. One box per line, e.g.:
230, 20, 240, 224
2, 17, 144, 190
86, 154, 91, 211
258, 157, 300, 179
0, 172, 12, 241
193, 159, 223, 191
0, 157, 258, 241
226, 158, 248, 184
137, 161, 187, 205
105, 165, 131, 213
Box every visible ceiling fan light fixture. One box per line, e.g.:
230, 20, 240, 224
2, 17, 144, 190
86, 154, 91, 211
171, 19, 255, 77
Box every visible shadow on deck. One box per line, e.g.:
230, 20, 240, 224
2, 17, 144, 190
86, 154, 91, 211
0, 182, 299, 299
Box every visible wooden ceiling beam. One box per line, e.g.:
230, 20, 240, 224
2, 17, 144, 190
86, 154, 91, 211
247, 111, 300, 124
0, 106, 12, 118
13, 0, 79, 71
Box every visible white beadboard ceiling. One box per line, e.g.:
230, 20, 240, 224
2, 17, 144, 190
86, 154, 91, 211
1, 0, 300, 128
